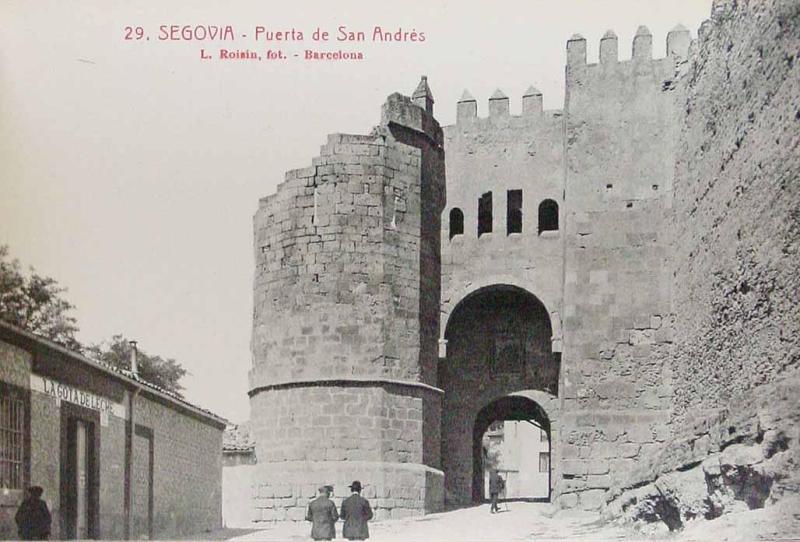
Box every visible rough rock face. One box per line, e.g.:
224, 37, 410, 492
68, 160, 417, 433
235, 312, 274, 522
607, 376, 799, 531
606, 0, 800, 532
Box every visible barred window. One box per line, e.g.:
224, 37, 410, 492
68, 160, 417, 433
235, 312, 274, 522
1, 392, 25, 489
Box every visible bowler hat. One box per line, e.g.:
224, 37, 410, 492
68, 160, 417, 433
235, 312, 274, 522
348, 480, 362, 492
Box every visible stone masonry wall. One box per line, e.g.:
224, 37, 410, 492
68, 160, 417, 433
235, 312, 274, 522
558, 27, 690, 510
441, 91, 565, 328
670, 0, 799, 425
249, 384, 441, 522
437, 91, 565, 507
249, 88, 446, 522
607, 0, 800, 531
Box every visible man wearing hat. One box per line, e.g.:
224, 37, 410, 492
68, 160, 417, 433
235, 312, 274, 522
340, 481, 373, 540
306, 485, 338, 540
15, 486, 51, 540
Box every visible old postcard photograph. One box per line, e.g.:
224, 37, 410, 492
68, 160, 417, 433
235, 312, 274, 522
1, 1, 798, 540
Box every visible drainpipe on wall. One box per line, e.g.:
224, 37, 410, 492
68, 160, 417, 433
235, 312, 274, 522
124, 340, 142, 540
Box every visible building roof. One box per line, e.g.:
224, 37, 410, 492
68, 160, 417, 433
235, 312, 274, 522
0, 320, 227, 428
223, 421, 255, 452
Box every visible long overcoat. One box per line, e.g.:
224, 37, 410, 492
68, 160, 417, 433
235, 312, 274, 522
306, 495, 338, 541
15, 497, 51, 540
340, 494, 373, 540
488, 471, 505, 494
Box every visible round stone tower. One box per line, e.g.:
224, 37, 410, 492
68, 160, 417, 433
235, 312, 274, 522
249, 78, 446, 522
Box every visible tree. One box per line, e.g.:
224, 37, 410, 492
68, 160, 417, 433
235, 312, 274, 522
85, 335, 188, 397
0, 245, 188, 396
0, 245, 81, 351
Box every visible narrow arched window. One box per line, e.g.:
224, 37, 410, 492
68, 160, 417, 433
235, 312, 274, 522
478, 192, 492, 237
538, 199, 559, 234
507, 189, 522, 234
449, 208, 464, 240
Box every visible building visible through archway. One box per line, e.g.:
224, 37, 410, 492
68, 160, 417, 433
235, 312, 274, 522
439, 285, 560, 506
475, 395, 552, 502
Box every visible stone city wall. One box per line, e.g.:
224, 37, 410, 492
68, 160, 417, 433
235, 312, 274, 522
608, 0, 800, 529
558, 26, 690, 510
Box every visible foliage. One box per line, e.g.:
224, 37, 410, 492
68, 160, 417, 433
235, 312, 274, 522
0, 245, 81, 350
0, 245, 188, 396
85, 335, 188, 396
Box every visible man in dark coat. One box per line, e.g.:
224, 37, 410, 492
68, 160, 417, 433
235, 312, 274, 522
306, 485, 338, 540
15, 486, 51, 540
340, 481, 373, 540
488, 470, 505, 514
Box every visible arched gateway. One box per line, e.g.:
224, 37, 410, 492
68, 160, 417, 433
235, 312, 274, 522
439, 285, 560, 506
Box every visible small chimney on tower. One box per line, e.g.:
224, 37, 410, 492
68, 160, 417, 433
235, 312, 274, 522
129, 340, 138, 376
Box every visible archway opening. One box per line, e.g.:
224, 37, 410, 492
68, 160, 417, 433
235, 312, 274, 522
439, 285, 560, 507
473, 395, 551, 503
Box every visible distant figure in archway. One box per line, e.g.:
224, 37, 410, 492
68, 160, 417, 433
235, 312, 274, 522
488, 470, 505, 514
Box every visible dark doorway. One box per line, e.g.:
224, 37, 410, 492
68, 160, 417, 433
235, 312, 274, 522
132, 424, 154, 540
60, 404, 100, 540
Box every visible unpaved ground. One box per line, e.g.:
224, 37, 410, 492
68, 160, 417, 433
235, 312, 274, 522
226, 498, 800, 542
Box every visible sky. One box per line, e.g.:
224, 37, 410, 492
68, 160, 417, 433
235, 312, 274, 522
0, 0, 713, 423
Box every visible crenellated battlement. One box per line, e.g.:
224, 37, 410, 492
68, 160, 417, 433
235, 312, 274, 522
454, 86, 562, 127
453, 25, 692, 129
567, 25, 691, 67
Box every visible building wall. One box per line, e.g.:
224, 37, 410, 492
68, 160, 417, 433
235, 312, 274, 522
134, 394, 223, 538
488, 423, 549, 499
0, 330, 224, 540
670, 0, 799, 426
0, 341, 32, 540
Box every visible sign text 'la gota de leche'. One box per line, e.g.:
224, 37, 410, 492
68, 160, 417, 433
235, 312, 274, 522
29, 374, 127, 421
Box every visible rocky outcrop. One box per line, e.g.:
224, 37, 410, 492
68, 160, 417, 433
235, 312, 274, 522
606, 374, 799, 531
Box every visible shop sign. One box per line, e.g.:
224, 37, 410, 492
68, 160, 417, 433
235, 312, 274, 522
29, 374, 127, 425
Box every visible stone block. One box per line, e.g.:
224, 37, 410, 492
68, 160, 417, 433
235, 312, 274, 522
579, 489, 607, 510
562, 460, 588, 476
559, 492, 579, 509
259, 484, 274, 499
587, 460, 610, 475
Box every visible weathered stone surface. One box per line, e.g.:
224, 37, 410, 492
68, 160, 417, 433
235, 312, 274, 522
245, 0, 799, 530
249, 81, 446, 522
